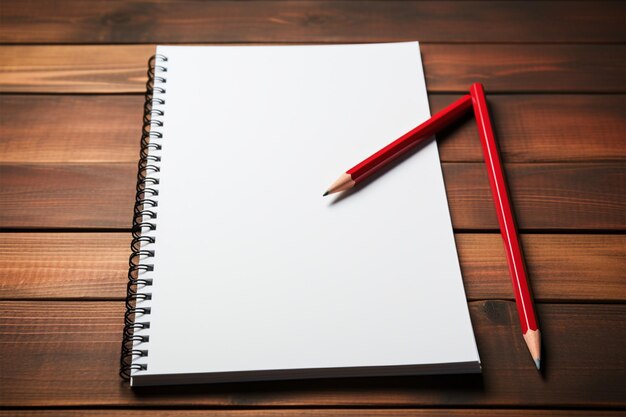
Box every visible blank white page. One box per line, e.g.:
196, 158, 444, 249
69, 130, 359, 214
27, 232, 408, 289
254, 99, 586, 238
131, 42, 479, 385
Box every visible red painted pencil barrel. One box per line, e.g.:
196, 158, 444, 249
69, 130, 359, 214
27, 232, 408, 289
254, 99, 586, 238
470, 83, 538, 334
347, 94, 473, 182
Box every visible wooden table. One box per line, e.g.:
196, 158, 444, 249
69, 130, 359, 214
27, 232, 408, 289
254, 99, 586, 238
0, 1, 624, 416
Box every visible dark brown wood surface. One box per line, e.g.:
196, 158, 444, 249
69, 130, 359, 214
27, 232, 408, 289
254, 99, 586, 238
1, 162, 623, 230
1, 1, 624, 44
0, 0, 624, 415
2, 95, 624, 164
0, 412, 623, 417
2, 44, 625, 93
1, 301, 624, 407
1, 233, 623, 301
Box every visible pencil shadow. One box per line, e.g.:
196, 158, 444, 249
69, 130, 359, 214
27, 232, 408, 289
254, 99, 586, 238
129, 372, 485, 403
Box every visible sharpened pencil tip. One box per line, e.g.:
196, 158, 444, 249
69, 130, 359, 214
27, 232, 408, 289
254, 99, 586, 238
323, 191, 329, 197
534, 358, 541, 370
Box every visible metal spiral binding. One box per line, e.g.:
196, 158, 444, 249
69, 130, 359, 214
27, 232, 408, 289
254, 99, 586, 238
120, 54, 167, 381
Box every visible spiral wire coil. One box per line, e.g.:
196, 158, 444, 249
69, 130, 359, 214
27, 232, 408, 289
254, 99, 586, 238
120, 54, 167, 381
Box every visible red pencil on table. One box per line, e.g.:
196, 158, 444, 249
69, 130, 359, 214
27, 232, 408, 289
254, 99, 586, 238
324, 83, 541, 369
470, 83, 541, 369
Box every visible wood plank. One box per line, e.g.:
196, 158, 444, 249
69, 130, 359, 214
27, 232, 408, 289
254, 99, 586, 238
456, 234, 626, 302
0, 301, 623, 407
1, 45, 624, 93
0, 45, 151, 93
1, 1, 623, 44
0, 162, 623, 230
1, 233, 624, 302
2, 94, 624, 164
433, 94, 626, 163
1, 410, 622, 417
0, 233, 129, 300
442, 162, 626, 231
0, 163, 134, 229
0, 95, 144, 163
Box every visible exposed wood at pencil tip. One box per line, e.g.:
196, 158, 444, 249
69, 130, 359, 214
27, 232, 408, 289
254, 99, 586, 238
523, 329, 542, 368
324, 173, 355, 196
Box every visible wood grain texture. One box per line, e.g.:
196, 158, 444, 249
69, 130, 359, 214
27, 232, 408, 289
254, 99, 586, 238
1, 233, 623, 302
1, 1, 624, 44
0, 233, 129, 300
0, 301, 623, 407
2, 162, 623, 230
0, 163, 135, 229
1, 410, 622, 417
433, 94, 626, 163
442, 162, 626, 231
455, 234, 626, 302
0, 95, 144, 163
2, 94, 624, 164
1, 0, 624, 414
1, 44, 624, 93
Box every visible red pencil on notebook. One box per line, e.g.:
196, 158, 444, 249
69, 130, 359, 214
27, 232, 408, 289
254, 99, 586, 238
324, 83, 541, 369
323, 94, 473, 196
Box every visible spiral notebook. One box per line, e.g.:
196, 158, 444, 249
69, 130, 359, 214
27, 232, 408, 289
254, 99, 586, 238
121, 42, 480, 387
